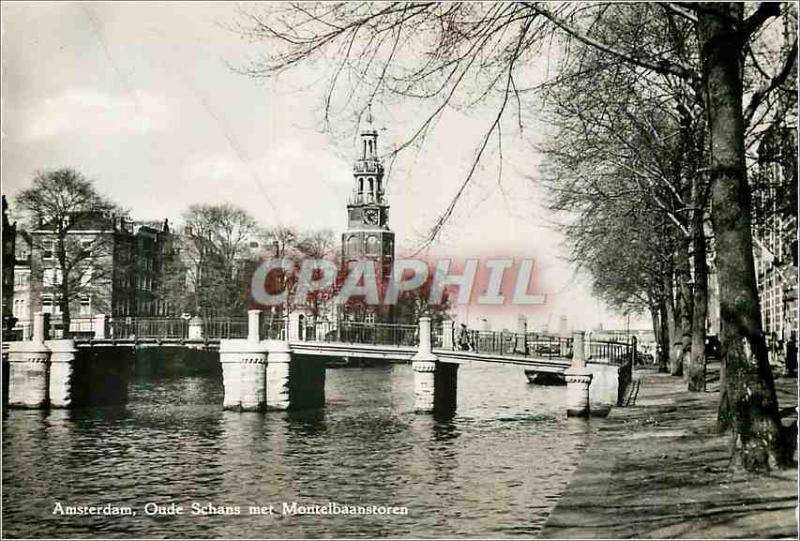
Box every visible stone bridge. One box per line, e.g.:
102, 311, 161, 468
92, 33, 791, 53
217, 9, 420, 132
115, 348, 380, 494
3, 311, 636, 417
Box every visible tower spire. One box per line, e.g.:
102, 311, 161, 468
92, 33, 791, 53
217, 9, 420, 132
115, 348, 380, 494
343, 116, 395, 292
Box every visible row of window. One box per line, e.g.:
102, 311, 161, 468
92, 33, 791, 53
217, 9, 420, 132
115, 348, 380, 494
113, 274, 153, 291
42, 268, 94, 288
13, 272, 29, 288
343, 235, 393, 257
357, 177, 382, 195
41, 239, 95, 260
39, 295, 92, 316
112, 299, 170, 317
12, 298, 26, 317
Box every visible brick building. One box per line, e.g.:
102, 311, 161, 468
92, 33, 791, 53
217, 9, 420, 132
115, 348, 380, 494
11, 212, 174, 335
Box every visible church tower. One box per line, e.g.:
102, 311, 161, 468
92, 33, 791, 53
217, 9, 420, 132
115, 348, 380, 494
341, 108, 395, 288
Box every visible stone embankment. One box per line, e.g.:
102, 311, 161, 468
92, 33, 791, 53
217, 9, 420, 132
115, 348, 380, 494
541, 366, 798, 539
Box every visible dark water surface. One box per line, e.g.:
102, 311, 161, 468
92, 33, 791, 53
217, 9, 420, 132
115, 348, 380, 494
2, 359, 593, 538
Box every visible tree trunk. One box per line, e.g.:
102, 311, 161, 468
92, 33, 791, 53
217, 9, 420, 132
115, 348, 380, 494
664, 265, 680, 374
57, 235, 71, 337
675, 243, 693, 379
658, 298, 670, 373
697, 3, 785, 470
648, 295, 661, 367
664, 262, 684, 376
688, 186, 709, 392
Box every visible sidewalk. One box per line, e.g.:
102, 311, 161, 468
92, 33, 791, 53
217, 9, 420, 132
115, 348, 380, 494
540, 368, 798, 539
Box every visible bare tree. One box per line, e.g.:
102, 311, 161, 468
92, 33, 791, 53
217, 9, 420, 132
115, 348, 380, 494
15, 168, 123, 333
293, 228, 337, 321
232, 1, 797, 470
181, 203, 259, 317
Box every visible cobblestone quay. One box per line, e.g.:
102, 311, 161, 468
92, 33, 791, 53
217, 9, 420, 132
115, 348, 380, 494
540, 368, 798, 539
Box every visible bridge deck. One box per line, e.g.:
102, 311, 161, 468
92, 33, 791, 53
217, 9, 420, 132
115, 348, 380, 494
31, 337, 575, 370
51, 338, 570, 372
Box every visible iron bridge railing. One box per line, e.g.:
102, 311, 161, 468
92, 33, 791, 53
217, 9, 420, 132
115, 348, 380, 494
296, 320, 419, 347
108, 317, 189, 340
445, 327, 637, 363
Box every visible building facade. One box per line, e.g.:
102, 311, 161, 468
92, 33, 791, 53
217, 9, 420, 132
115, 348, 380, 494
340, 112, 395, 321
11, 231, 32, 336
11, 212, 174, 335
752, 126, 798, 346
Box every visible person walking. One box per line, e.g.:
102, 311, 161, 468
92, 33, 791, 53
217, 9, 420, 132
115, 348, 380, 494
458, 323, 471, 351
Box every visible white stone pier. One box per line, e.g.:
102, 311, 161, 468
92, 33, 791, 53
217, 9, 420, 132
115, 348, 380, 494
516, 314, 528, 354
7, 312, 51, 408
265, 339, 292, 411
441, 320, 455, 350
93, 314, 108, 339
412, 316, 438, 413
188, 316, 204, 340
219, 310, 268, 411
413, 316, 458, 416
46, 339, 77, 408
564, 330, 593, 417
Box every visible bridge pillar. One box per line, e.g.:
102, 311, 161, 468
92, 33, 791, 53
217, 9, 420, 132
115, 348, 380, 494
412, 359, 436, 413
219, 339, 268, 411
288, 312, 302, 341
584, 330, 592, 360
188, 316, 204, 340
33, 311, 50, 342
266, 340, 292, 410
46, 339, 77, 408
7, 313, 51, 408
219, 343, 242, 410
434, 362, 458, 418
441, 320, 455, 350
565, 330, 592, 417
240, 344, 268, 411
516, 315, 528, 354
586, 358, 618, 417
93, 314, 107, 339
248, 309, 262, 342
412, 316, 456, 415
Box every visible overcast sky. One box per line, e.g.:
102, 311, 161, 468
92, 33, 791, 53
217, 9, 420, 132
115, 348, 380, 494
1, 1, 647, 332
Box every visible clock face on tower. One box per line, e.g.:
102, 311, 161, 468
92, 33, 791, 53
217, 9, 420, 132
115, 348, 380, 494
364, 208, 379, 225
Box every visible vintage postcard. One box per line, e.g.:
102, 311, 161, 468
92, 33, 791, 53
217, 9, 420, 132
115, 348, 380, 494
1, 2, 797, 539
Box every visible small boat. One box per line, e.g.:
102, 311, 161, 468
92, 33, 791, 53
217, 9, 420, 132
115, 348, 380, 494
524, 369, 565, 385
325, 357, 350, 368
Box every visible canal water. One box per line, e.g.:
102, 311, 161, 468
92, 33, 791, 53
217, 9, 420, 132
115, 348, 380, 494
2, 358, 593, 538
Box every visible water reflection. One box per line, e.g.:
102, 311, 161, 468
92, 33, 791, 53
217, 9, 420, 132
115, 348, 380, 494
3, 357, 593, 538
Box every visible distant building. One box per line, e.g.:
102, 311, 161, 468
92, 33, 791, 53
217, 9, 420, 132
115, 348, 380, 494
558, 315, 568, 336
170, 225, 230, 318
752, 126, 798, 344
11, 211, 174, 334
11, 231, 32, 336
2, 195, 17, 332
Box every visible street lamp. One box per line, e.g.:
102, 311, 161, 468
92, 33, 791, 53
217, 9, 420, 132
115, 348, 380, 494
626, 312, 630, 342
